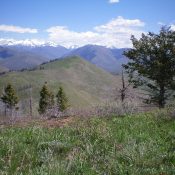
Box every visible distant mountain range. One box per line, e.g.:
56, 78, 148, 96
5, 45, 69, 59
0, 46, 49, 71
0, 42, 129, 73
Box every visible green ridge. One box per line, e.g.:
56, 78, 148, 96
0, 56, 120, 114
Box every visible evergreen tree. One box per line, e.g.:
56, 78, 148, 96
38, 83, 54, 114
1, 84, 19, 116
123, 26, 175, 108
56, 86, 69, 112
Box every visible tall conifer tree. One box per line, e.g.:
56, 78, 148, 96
38, 83, 54, 114
1, 84, 19, 116
56, 86, 69, 112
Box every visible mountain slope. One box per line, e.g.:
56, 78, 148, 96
66, 45, 128, 73
0, 65, 8, 73
30, 46, 69, 59
6, 45, 69, 59
0, 46, 48, 70
0, 56, 119, 114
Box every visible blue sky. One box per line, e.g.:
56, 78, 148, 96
0, 0, 175, 48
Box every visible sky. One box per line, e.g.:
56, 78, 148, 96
0, 0, 175, 48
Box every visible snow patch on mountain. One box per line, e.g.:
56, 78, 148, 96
0, 38, 58, 47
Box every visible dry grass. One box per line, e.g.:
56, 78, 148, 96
0, 115, 75, 129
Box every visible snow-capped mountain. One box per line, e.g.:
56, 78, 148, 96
0, 39, 70, 59
0, 39, 128, 73
0, 39, 70, 71
0, 38, 59, 47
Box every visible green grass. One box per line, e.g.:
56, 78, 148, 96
0, 113, 175, 175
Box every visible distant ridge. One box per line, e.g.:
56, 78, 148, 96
0, 43, 128, 73
66, 45, 128, 73
0, 46, 48, 71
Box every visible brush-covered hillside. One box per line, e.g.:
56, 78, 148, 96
0, 56, 120, 113
0, 65, 8, 73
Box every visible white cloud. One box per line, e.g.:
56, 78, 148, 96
171, 24, 175, 31
46, 16, 145, 48
94, 16, 145, 32
109, 0, 120, 4
0, 25, 38, 33
46, 26, 102, 48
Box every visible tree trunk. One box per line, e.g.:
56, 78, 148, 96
121, 70, 126, 102
159, 85, 165, 108
29, 87, 33, 117
10, 107, 13, 117
4, 105, 7, 117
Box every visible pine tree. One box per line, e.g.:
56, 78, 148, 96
38, 83, 54, 114
1, 84, 19, 116
123, 26, 175, 108
56, 86, 69, 112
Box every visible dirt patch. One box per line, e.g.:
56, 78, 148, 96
38, 117, 74, 128
0, 116, 74, 128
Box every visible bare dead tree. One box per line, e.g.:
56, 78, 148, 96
119, 69, 130, 102
29, 85, 33, 117
4, 103, 7, 117
120, 70, 125, 102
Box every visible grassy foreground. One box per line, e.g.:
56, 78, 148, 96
0, 113, 175, 175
